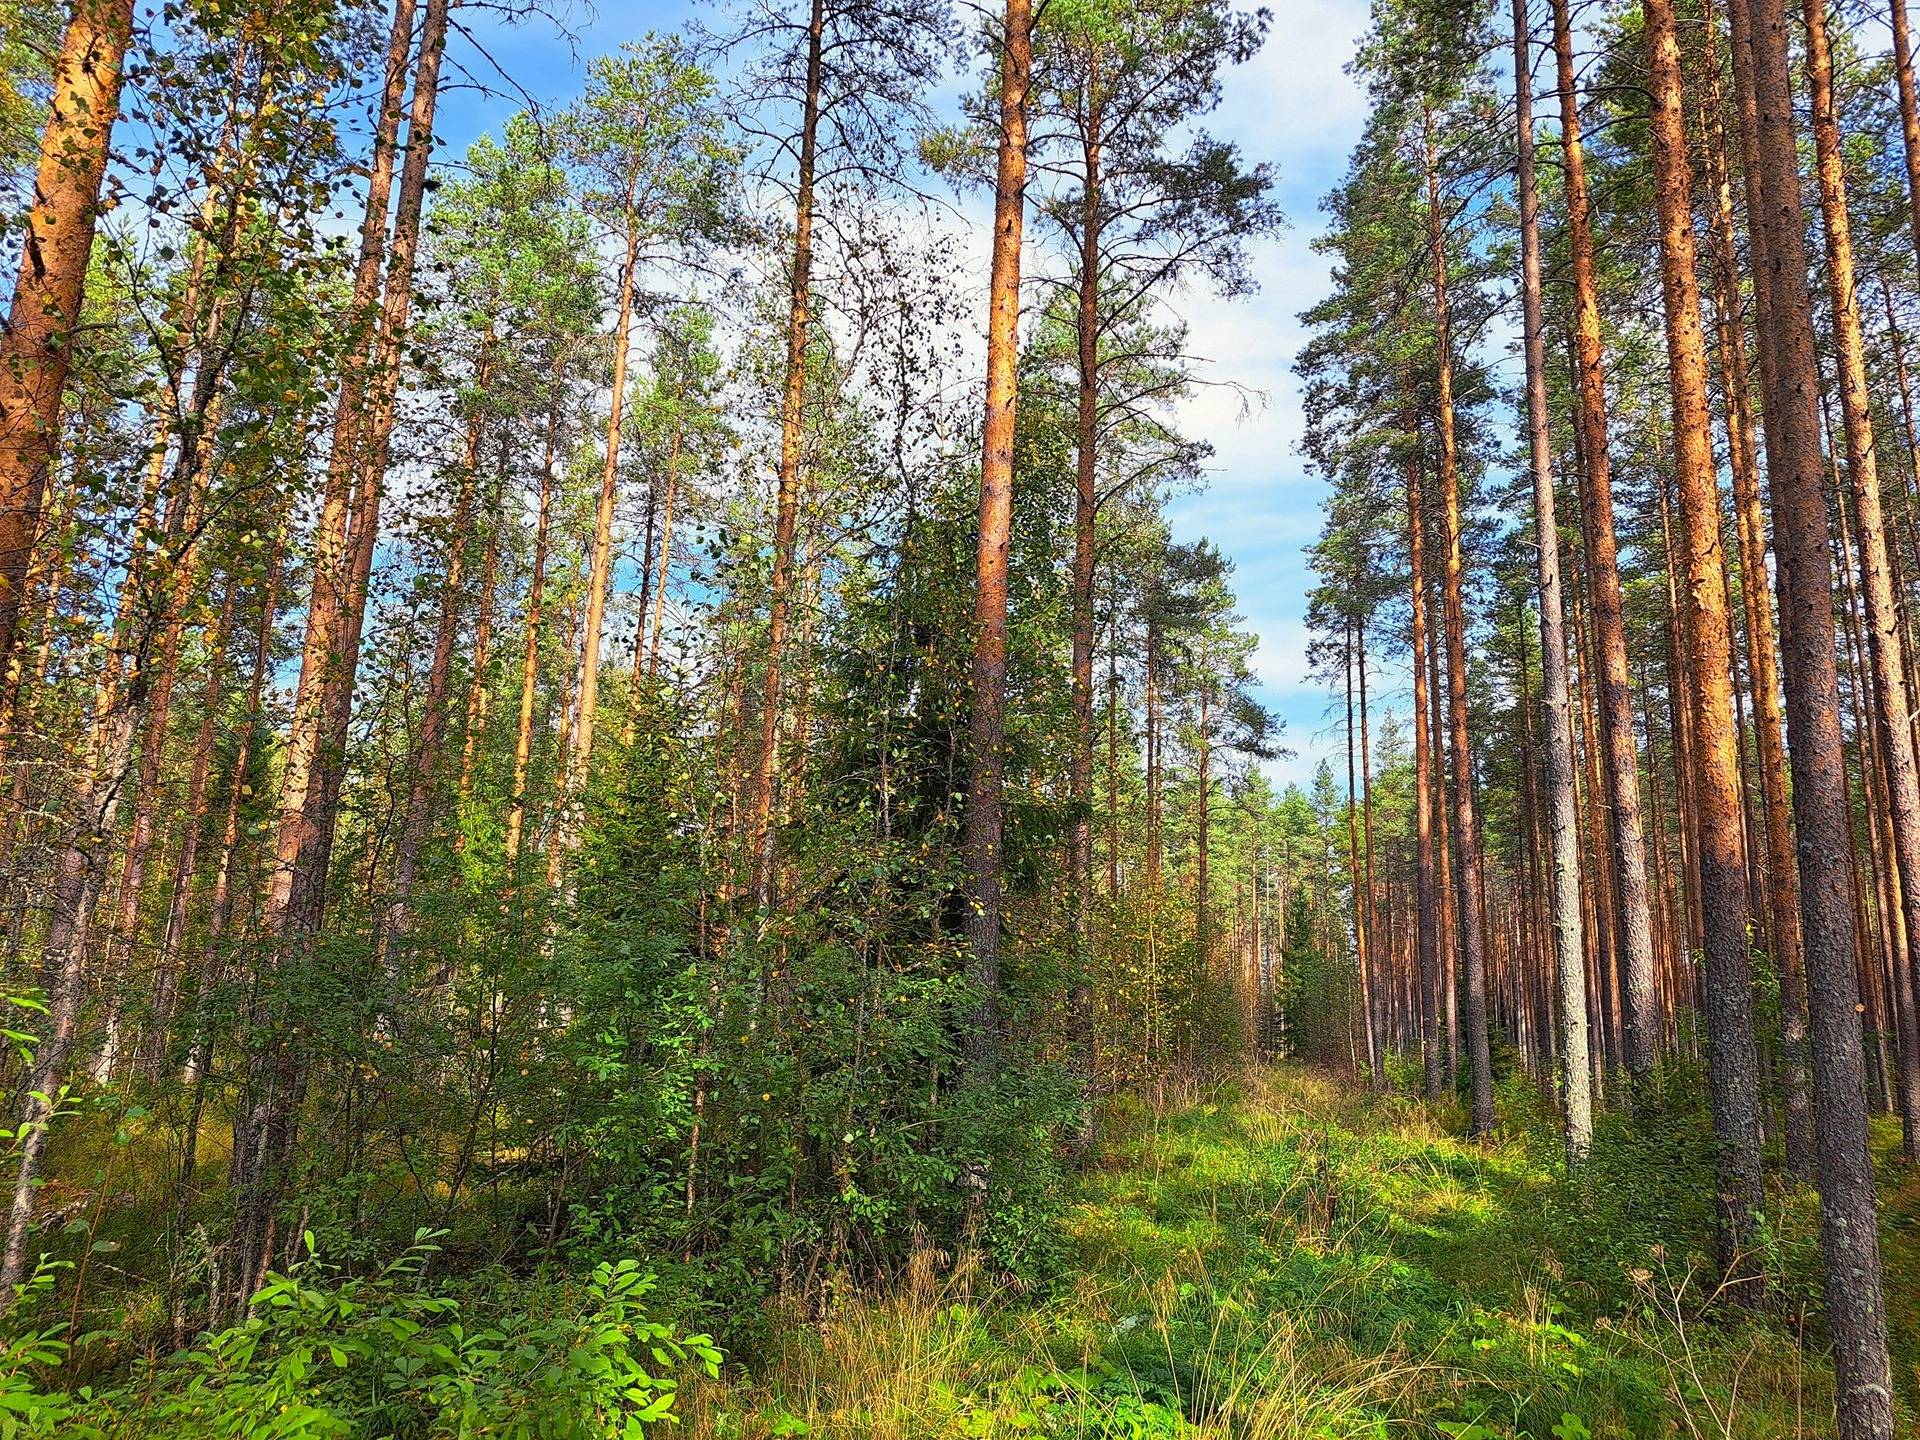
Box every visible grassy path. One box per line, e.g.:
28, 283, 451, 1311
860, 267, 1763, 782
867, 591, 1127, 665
689, 1066, 1917, 1439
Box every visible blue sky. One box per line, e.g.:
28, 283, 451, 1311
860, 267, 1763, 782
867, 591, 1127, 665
439, 0, 1376, 792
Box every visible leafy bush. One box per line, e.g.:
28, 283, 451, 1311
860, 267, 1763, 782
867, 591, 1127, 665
0, 1235, 718, 1439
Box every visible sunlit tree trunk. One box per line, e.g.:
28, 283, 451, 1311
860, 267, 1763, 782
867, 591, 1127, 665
960, 0, 1034, 1112
1643, 0, 1765, 1258
0, 0, 137, 685
560, 218, 641, 864
236, 0, 446, 1317
506, 394, 565, 868
1357, 623, 1381, 1079
145, 571, 239, 1072
1344, 624, 1379, 1083
457, 447, 509, 813
388, 338, 496, 939
646, 422, 685, 680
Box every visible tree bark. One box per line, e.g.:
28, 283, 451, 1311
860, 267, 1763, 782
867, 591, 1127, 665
235, 0, 446, 1316
1423, 108, 1493, 1136
1406, 425, 1443, 1102
506, 392, 565, 867
1550, 0, 1660, 1086
146, 569, 238, 1073
1513, 0, 1592, 1163
1696, 0, 1814, 1179
0, 0, 137, 683
1344, 625, 1379, 1083
560, 217, 641, 863
1357, 622, 1382, 1080
1643, 0, 1766, 1262
1726, 0, 1895, 1429
749, 0, 826, 912
1806, 0, 1920, 1167
387, 337, 495, 939
959, 0, 1033, 1110
646, 421, 685, 680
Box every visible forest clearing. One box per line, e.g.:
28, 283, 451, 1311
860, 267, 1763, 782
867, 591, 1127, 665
679, 1069, 1920, 1437
6, 0, 1920, 1434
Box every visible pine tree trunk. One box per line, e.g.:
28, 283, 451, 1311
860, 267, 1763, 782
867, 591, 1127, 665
1726, 0, 1895, 1429
1892, 0, 1920, 254
1697, 0, 1814, 1178
506, 393, 565, 867
749, 0, 826, 912
0, 0, 137, 682
146, 571, 238, 1073
1194, 658, 1212, 1076
560, 220, 640, 865
1513, 0, 1592, 1160
1806, 0, 1920, 1166
1550, 0, 1660, 1085
1642, 0, 1766, 1262
960, 0, 1033, 1109
1145, 623, 1162, 890
235, 0, 446, 1317
1357, 624, 1382, 1080
1405, 424, 1443, 1101
1344, 626, 1379, 1083
1423, 109, 1494, 1135
457, 445, 509, 812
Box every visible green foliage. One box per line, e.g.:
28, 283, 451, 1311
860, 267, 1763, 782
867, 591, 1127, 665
0, 1236, 717, 1439
685, 1067, 1875, 1436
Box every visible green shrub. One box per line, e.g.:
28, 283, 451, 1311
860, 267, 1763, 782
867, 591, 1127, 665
2, 1234, 718, 1439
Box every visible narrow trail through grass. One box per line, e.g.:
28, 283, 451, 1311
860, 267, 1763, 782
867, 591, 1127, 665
688, 1065, 1918, 1439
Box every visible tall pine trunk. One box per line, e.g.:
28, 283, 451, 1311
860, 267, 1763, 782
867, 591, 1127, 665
387, 338, 496, 940
960, 0, 1033, 1120
1549, 0, 1660, 1085
0, 0, 137, 682
506, 392, 565, 867
1405, 423, 1443, 1101
1512, 0, 1591, 1162
749, 0, 826, 912
1696, 0, 1813, 1177
1806, 0, 1920, 1166
560, 219, 640, 865
236, 0, 447, 1316
1423, 107, 1494, 1136
1726, 0, 1895, 1429
1642, 0, 1765, 1265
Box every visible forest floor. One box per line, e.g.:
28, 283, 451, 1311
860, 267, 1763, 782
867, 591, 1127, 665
684, 1065, 1920, 1440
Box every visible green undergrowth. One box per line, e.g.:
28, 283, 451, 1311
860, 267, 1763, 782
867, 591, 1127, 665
688, 1065, 1917, 1439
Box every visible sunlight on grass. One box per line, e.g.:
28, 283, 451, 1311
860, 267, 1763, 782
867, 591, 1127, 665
681, 1062, 1909, 1439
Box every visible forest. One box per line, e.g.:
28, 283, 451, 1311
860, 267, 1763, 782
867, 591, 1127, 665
0, 0, 1918, 1433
